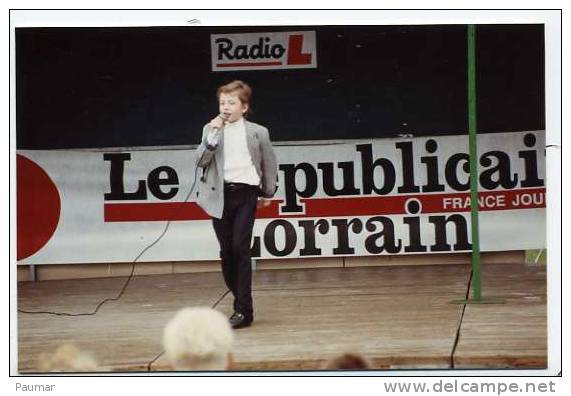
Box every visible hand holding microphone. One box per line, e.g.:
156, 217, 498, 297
206, 113, 229, 149
209, 113, 228, 130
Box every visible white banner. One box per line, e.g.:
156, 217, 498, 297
211, 31, 317, 71
16, 131, 546, 265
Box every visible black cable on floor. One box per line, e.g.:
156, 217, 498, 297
18, 159, 203, 317
210, 289, 231, 309
449, 269, 473, 368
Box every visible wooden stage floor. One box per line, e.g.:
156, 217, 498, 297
16, 263, 547, 372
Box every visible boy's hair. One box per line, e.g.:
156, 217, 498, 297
217, 80, 252, 116
163, 307, 234, 371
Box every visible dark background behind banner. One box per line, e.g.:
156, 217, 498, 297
16, 24, 544, 149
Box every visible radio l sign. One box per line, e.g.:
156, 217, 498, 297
211, 31, 317, 71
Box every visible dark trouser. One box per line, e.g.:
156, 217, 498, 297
212, 183, 258, 320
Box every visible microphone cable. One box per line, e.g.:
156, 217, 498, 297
18, 143, 213, 317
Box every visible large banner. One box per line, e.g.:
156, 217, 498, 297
17, 131, 546, 265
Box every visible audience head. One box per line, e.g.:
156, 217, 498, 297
324, 352, 371, 370
38, 343, 98, 372
163, 307, 234, 370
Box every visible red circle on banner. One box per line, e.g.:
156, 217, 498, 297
17, 154, 61, 260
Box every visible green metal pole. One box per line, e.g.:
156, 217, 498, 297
467, 24, 482, 301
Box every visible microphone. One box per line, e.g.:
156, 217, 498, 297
208, 113, 229, 148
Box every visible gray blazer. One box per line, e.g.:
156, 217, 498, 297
194, 120, 278, 219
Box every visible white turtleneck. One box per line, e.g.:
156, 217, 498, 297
221, 117, 260, 186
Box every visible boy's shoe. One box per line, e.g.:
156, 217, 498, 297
229, 312, 253, 329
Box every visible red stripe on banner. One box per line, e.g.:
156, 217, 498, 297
104, 187, 545, 222
104, 202, 211, 222
420, 188, 546, 214
297, 195, 407, 217
216, 61, 283, 67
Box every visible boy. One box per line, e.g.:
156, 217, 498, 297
195, 80, 278, 329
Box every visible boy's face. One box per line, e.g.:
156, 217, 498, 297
219, 92, 248, 123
